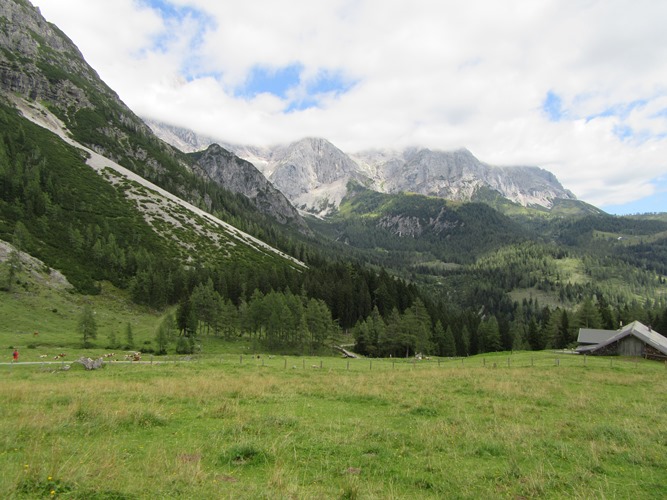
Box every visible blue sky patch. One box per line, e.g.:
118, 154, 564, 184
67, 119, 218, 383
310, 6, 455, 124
586, 99, 648, 122
613, 124, 634, 141
139, 0, 215, 56
235, 65, 356, 111
542, 91, 564, 121
602, 176, 667, 215
286, 70, 357, 112
237, 64, 303, 100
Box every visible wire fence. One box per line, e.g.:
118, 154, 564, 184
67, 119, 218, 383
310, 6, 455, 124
125, 350, 667, 374
3, 350, 665, 375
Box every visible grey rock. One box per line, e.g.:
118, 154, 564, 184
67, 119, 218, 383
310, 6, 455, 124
147, 117, 578, 215
192, 144, 309, 230
75, 357, 104, 370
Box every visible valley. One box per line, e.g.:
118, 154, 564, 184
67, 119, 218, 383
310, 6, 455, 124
1, 0, 667, 497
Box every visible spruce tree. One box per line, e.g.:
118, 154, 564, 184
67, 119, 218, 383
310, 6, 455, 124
441, 323, 456, 357
124, 322, 135, 350
78, 305, 98, 348
577, 297, 602, 329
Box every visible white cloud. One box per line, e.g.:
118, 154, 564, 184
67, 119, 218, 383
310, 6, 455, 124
31, 0, 667, 212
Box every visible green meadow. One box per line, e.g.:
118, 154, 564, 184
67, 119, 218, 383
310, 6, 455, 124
2, 352, 666, 499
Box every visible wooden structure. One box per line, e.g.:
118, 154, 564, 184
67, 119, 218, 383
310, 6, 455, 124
576, 321, 667, 360
576, 328, 617, 347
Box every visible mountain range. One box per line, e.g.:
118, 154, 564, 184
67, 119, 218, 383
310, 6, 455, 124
1, 0, 666, 352
0, 0, 307, 285
146, 119, 584, 217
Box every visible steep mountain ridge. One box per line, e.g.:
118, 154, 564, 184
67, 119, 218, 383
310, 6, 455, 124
0, 0, 308, 232
265, 138, 369, 214
8, 95, 305, 270
146, 120, 579, 216
354, 147, 575, 209
189, 144, 309, 230
0, 0, 307, 295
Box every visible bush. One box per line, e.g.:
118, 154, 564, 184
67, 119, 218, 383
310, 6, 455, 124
219, 444, 269, 466
175, 336, 195, 354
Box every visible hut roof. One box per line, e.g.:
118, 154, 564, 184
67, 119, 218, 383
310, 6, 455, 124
577, 328, 617, 345
577, 321, 667, 355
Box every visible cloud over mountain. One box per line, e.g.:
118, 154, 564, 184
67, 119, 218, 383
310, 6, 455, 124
33, 0, 667, 213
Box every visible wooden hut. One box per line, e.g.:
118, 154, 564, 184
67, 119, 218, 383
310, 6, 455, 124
576, 321, 667, 361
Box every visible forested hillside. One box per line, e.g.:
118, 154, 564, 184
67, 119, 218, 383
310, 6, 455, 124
1, 0, 666, 359
4, 95, 666, 358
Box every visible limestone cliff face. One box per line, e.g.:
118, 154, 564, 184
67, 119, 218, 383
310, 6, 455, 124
0, 0, 152, 143
146, 116, 579, 215
355, 148, 576, 209
265, 138, 369, 215
192, 144, 308, 230
258, 143, 576, 214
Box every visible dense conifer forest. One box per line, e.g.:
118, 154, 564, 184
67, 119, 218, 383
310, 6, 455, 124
2, 96, 667, 357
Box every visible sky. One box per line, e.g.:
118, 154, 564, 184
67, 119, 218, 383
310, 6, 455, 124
32, 0, 667, 214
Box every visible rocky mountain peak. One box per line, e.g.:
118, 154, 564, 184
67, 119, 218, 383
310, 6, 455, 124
145, 126, 580, 217
192, 144, 309, 230
265, 137, 363, 213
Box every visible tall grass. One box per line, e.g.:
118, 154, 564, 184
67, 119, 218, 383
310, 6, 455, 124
1, 353, 666, 498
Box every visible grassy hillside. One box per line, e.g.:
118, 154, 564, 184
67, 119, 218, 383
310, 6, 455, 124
2, 352, 665, 498
328, 183, 527, 265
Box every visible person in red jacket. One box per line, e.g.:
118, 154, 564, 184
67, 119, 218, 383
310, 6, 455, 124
12, 349, 19, 362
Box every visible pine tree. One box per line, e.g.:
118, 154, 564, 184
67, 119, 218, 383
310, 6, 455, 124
78, 305, 98, 348
460, 325, 471, 356
440, 323, 456, 357
155, 314, 175, 355
478, 316, 502, 353
124, 322, 135, 350
526, 318, 543, 351
5, 223, 27, 291
577, 297, 602, 329
556, 309, 573, 349
509, 318, 528, 351
106, 330, 119, 349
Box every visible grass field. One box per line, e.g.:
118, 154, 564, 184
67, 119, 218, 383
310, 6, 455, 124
2, 351, 666, 499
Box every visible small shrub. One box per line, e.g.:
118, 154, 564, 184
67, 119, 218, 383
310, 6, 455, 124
219, 444, 269, 466
176, 336, 195, 354
119, 411, 167, 429
17, 475, 74, 497
409, 406, 439, 417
